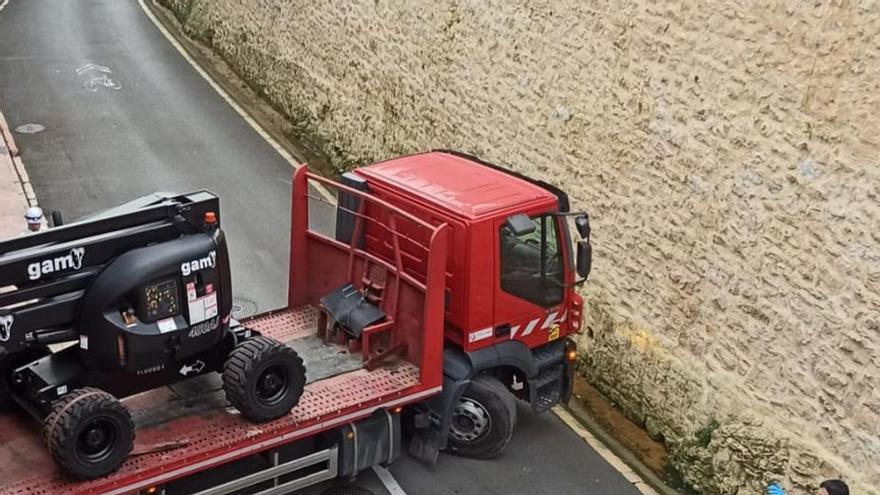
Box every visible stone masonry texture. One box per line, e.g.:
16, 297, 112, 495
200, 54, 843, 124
157, 0, 879, 493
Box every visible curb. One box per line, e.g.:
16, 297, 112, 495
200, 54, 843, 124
0, 109, 37, 208
557, 395, 683, 495
553, 406, 660, 495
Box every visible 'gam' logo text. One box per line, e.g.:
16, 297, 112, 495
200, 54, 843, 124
27, 248, 85, 281
181, 251, 216, 277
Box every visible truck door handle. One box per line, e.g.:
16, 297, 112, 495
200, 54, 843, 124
494, 324, 511, 337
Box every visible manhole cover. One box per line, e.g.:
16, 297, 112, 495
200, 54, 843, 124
14, 123, 45, 134
231, 297, 258, 319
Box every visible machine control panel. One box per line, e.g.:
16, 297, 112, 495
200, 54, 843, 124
141, 279, 180, 322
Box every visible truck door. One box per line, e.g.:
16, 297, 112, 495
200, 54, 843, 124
492, 213, 567, 347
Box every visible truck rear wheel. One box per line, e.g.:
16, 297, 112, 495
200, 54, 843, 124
223, 336, 306, 422
446, 375, 517, 459
43, 388, 134, 479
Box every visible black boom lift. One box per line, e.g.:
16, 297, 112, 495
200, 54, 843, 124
0, 192, 306, 479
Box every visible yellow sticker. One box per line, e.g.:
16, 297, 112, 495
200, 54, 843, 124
548, 324, 560, 341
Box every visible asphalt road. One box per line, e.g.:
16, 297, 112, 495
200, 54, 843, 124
0, 0, 293, 313
0, 1, 644, 494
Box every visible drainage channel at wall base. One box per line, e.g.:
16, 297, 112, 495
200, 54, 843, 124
567, 375, 693, 495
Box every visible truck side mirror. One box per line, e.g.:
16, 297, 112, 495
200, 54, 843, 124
576, 240, 592, 280
505, 214, 536, 236
575, 214, 590, 240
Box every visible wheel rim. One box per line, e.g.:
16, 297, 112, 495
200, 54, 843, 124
76, 418, 118, 463
256, 364, 289, 406
449, 398, 491, 443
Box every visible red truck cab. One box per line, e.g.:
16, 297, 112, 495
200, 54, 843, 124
341, 151, 593, 460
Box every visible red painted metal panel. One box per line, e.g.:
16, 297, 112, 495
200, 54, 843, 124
420, 224, 448, 387
357, 152, 555, 220
288, 167, 448, 389
288, 166, 310, 309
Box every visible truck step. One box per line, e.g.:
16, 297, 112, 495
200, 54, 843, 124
531, 340, 565, 371
529, 364, 564, 413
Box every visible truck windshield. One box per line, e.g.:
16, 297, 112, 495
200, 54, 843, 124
499, 215, 564, 307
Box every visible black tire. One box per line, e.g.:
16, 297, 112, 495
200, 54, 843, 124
446, 375, 517, 459
321, 486, 376, 495
223, 336, 306, 422
43, 388, 134, 479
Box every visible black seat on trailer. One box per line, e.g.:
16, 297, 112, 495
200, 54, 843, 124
319, 284, 385, 338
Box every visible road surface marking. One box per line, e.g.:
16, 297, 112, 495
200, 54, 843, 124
0, 0, 9, 13
553, 406, 659, 495
75, 63, 112, 75
372, 465, 408, 495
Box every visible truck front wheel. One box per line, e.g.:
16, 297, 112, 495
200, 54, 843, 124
446, 375, 517, 459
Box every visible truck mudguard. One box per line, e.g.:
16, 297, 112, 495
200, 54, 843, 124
466, 340, 539, 379
414, 342, 539, 455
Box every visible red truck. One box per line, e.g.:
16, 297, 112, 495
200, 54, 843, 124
0, 150, 591, 494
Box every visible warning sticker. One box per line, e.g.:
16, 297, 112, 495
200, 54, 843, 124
157, 317, 177, 334
186, 282, 197, 302
188, 292, 218, 324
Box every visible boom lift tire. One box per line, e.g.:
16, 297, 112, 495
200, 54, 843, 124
446, 375, 517, 459
43, 388, 135, 479
222, 336, 306, 422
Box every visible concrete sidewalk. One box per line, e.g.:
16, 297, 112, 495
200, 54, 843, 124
0, 108, 35, 240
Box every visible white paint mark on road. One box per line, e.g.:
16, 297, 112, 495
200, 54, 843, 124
14, 123, 45, 134
0, 0, 9, 14
372, 465, 407, 495
553, 407, 659, 495
75, 64, 121, 92
75, 63, 112, 75
84, 75, 122, 92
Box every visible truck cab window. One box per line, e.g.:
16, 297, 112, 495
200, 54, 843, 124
500, 215, 564, 307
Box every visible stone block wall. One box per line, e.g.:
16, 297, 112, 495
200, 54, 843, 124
157, 0, 879, 492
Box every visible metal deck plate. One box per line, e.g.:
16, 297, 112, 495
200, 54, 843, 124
0, 306, 421, 495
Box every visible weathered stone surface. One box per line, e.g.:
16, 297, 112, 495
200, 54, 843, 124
156, 0, 880, 492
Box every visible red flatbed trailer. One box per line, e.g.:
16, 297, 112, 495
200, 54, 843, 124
0, 167, 449, 495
